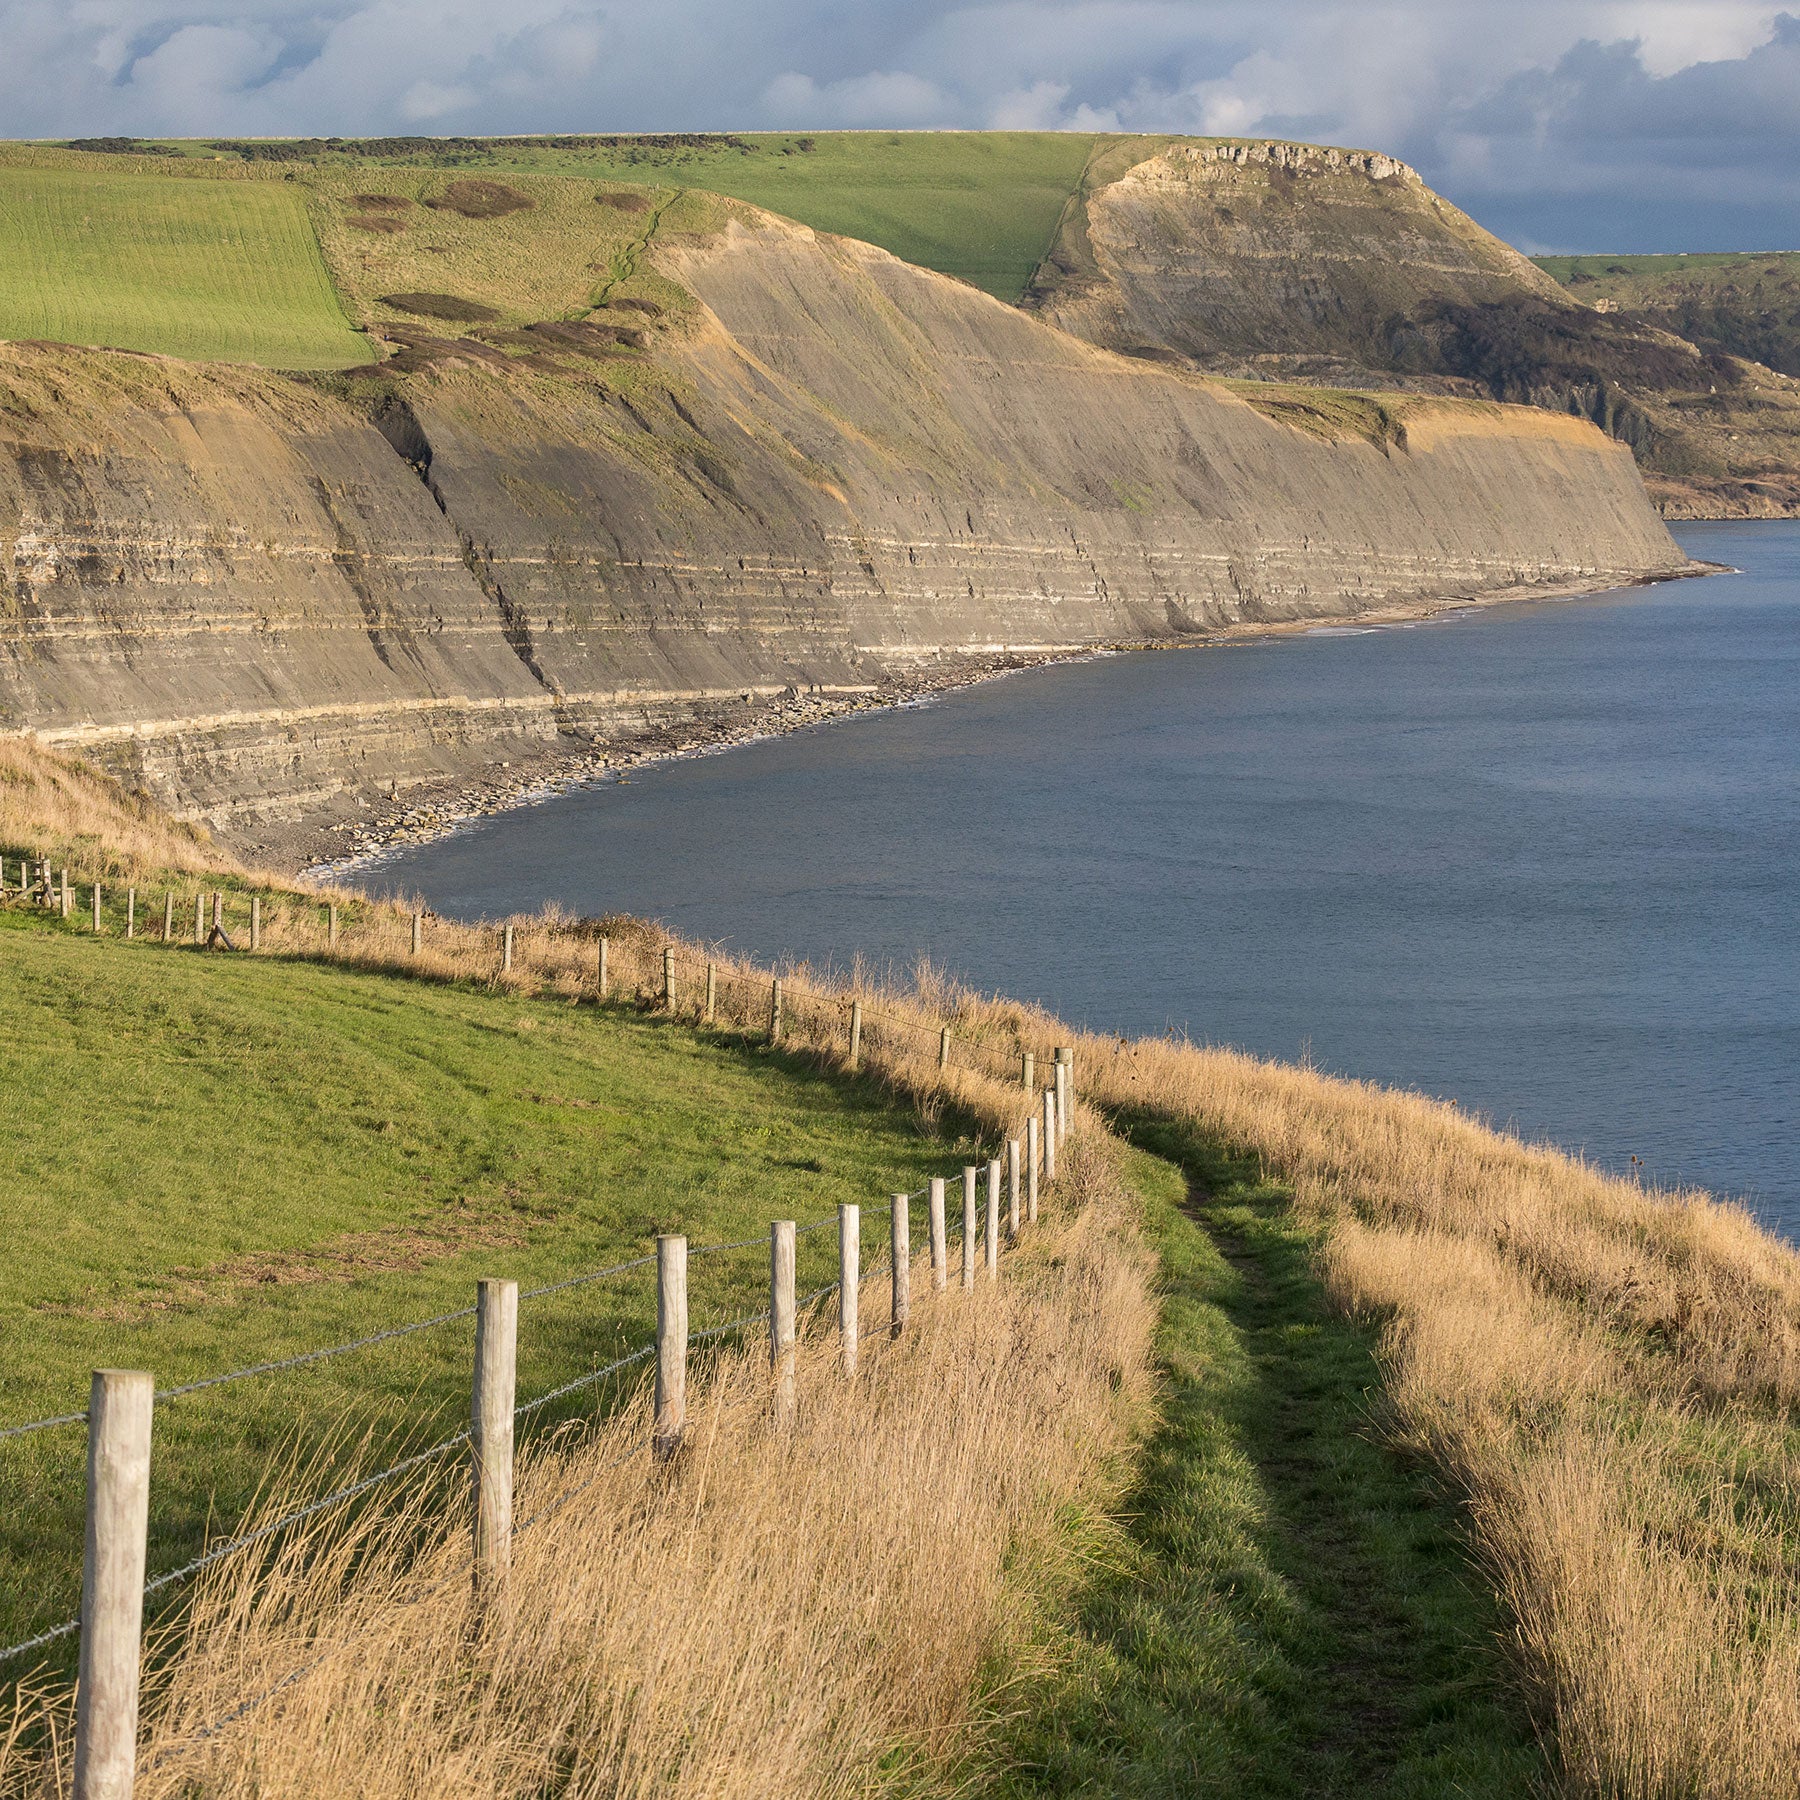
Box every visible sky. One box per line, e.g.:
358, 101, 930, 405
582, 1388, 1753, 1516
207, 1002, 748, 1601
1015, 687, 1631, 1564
4, 1, 1797, 253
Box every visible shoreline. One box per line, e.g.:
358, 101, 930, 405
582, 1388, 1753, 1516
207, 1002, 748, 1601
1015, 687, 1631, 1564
297, 560, 1715, 886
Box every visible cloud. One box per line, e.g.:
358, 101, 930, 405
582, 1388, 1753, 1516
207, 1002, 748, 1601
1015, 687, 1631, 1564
0, 0, 1793, 249
759, 69, 952, 127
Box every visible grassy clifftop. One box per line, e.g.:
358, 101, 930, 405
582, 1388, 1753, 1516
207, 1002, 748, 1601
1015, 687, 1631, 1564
1535, 250, 1800, 379
5, 747, 1799, 1794
0, 132, 1099, 371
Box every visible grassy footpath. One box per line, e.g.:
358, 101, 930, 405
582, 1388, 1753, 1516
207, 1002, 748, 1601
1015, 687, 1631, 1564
0, 908, 979, 1671
974, 1121, 1544, 1797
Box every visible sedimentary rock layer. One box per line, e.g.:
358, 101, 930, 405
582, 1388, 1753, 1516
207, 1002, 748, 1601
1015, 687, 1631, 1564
0, 202, 1687, 839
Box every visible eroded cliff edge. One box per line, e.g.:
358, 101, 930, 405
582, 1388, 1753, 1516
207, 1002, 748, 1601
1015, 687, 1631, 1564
0, 200, 1690, 856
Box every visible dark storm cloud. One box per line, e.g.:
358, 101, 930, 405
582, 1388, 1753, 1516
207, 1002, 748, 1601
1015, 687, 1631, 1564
0, 0, 1793, 251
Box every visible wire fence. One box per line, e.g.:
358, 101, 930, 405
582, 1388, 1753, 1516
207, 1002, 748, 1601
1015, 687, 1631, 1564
0, 868, 1057, 1095
0, 1157, 1045, 1678
0, 1221, 830, 1673
0, 867, 1080, 1773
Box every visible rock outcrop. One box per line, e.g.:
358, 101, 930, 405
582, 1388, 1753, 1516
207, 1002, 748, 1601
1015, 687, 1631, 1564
0, 200, 1689, 847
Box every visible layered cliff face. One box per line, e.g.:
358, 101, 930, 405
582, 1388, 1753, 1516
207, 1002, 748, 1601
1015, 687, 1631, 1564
0, 199, 1687, 847
1028, 140, 1800, 518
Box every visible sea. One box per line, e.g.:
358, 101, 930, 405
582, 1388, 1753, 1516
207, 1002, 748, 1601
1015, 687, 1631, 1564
363, 521, 1800, 1235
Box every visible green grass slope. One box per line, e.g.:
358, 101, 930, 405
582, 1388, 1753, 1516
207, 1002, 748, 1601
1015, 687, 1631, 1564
16, 132, 1101, 319
0, 907, 972, 1669
0, 157, 370, 368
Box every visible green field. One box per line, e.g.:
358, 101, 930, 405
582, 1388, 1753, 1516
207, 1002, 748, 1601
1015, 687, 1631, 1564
0, 900, 978, 1669
462, 132, 1103, 300
0, 133, 1109, 368
0, 161, 371, 368
145, 131, 1104, 301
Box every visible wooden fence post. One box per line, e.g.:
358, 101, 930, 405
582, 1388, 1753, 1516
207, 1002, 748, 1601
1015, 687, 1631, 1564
938, 1026, 951, 1073
839, 1204, 859, 1376
73, 1369, 153, 1800
501, 923, 514, 974
769, 979, 783, 1043
1022, 1050, 1035, 1092
598, 935, 609, 999
211, 893, 225, 947
1027, 1116, 1040, 1224
704, 962, 717, 1022
848, 1000, 862, 1071
771, 1220, 797, 1427
471, 1280, 517, 1584
60, 870, 70, 919
251, 896, 262, 952
411, 912, 422, 957
890, 1193, 910, 1337
986, 1159, 1001, 1277
162, 892, 174, 943
654, 1235, 688, 1459
327, 903, 338, 951
1056, 1048, 1072, 1147
1007, 1138, 1021, 1239
125, 890, 135, 941
961, 1166, 977, 1293
193, 895, 205, 946
91, 883, 102, 933
1043, 1090, 1058, 1185
928, 1177, 947, 1292
662, 946, 674, 1006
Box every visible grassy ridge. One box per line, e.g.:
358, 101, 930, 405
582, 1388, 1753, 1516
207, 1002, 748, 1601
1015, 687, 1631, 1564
470, 132, 1101, 300
165, 131, 1101, 301
0, 905, 974, 1666
0, 161, 369, 368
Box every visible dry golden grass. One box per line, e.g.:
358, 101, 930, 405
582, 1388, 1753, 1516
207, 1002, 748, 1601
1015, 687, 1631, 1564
0, 739, 233, 878
1080, 1035, 1800, 1797
2, 1135, 1151, 1799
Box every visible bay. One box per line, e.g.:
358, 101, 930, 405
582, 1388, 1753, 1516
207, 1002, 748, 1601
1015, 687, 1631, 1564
367, 521, 1800, 1233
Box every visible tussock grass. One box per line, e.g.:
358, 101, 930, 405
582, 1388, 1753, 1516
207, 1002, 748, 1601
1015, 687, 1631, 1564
8, 757, 1800, 1789
0, 740, 232, 878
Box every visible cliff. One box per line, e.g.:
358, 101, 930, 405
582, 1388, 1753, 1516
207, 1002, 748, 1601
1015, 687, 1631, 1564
0, 199, 1687, 852
1027, 140, 1800, 518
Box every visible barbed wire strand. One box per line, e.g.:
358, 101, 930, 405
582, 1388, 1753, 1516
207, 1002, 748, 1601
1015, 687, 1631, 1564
518, 1252, 656, 1302
0, 1409, 87, 1444
141, 1428, 473, 1602
0, 1613, 80, 1668
514, 1344, 653, 1420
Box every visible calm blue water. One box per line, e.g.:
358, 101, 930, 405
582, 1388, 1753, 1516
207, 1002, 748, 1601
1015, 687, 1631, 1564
370, 522, 1800, 1232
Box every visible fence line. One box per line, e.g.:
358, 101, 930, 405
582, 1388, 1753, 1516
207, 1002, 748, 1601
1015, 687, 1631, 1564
3, 873, 1056, 1095
0, 870, 1083, 1789
0, 1108, 1065, 1742
0, 1234, 824, 1446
